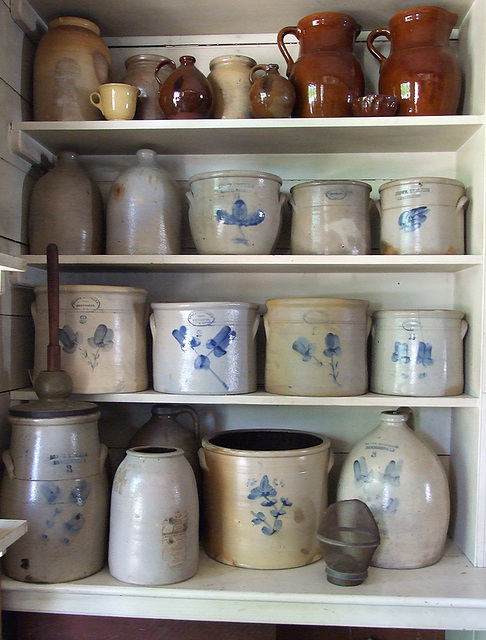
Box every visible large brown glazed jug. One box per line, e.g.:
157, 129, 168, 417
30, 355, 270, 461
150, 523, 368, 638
367, 6, 461, 116
277, 12, 364, 117
33, 17, 111, 121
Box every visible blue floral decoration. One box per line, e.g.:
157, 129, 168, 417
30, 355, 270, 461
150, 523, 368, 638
248, 475, 292, 536
293, 333, 342, 386
59, 323, 115, 371
172, 324, 236, 390
59, 325, 82, 354
398, 206, 429, 232
87, 324, 113, 352
216, 198, 265, 245
416, 341, 434, 367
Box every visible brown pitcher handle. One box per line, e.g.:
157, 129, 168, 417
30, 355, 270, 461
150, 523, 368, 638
249, 63, 269, 84
155, 59, 176, 85
277, 26, 299, 77
367, 27, 391, 66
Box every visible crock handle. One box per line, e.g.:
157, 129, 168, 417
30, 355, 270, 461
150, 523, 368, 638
149, 313, 156, 339
367, 28, 391, 66
99, 443, 108, 472
461, 319, 469, 340
456, 195, 469, 213
263, 312, 270, 340
366, 315, 372, 338
328, 449, 335, 472
198, 447, 208, 472
277, 25, 299, 77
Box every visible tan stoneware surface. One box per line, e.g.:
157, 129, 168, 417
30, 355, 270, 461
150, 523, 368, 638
106, 149, 182, 255
186, 170, 284, 255
150, 301, 260, 394
264, 297, 370, 396
337, 409, 450, 569
208, 54, 256, 118
0, 408, 109, 583
33, 16, 111, 121
109, 446, 199, 585
370, 309, 468, 396
289, 180, 372, 255
32, 285, 148, 394
378, 176, 467, 255
199, 429, 333, 569
123, 53, 173, 119
28, 151, 104, 255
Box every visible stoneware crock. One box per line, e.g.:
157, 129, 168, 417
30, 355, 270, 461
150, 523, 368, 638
150, 301, 260, 394
199, 428, 333, 569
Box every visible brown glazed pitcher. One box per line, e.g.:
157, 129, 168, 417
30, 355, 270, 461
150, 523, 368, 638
277, 12, 364, 117
367, 6, 462, 115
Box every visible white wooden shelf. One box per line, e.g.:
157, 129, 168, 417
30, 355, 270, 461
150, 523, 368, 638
9, 388, 479, 408
0, 520, 27, 557
3, 541, 486, 630
20, 254, 482, 274
9, 117, 483, 162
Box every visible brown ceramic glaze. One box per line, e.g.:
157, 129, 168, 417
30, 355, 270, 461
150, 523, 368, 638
351, 94, 399, 117
33, 17, 111, 121
277, 12, 364, 118
249, 64, 296, 118
156, 55, 213, 119
123, 54, 173, 119
367, 6, 461, 116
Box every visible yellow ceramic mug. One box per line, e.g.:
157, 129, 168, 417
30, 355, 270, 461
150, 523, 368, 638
89, 83, 140, 120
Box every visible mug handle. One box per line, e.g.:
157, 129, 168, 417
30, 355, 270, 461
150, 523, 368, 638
89, 92, 103, 113
277, 26, 299, 77
367, 28, 391, 66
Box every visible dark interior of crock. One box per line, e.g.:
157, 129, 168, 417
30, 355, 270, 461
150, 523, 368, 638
209, 429, 323, 451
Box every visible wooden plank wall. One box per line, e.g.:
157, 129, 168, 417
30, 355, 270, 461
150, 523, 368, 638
0, 0, 35, 454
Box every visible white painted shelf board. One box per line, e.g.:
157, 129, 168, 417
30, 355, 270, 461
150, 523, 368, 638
0, 253, 27, 273
11, 117, 483, 156
22, 254, 482, 274
9, 389, 479, 407
3, 541, 486, 630
0, 520, 27, 557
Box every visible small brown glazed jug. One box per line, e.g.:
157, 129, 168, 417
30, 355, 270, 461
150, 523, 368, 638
277, 12, 364, 117
155, 55, 213, 119
249, 64, 296, 118
367, 6, 462, 115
